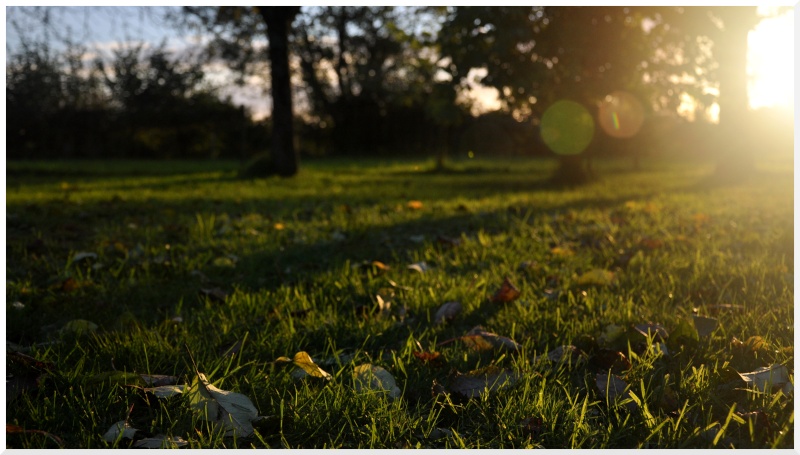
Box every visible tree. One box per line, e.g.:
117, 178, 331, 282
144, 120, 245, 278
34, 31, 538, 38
257, 7, 300, 176
293, 6, 444, 155
182, 6, 300, 176
437, 6, 767, 183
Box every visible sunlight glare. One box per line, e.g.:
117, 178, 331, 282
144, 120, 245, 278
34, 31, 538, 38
748, 10, 794, 110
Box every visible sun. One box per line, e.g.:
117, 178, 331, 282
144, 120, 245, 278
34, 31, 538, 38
747, 8, 794, 110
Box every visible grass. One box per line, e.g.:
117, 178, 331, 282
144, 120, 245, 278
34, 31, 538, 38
5, 156, 794, 448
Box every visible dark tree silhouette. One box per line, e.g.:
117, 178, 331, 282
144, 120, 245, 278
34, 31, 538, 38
257, 6, 301, 177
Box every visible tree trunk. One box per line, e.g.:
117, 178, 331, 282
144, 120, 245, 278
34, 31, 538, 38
259, 6, 300, 177
714, 7, 758, 178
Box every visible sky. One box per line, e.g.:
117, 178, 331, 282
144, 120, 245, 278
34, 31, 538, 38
4, 6, 796, 120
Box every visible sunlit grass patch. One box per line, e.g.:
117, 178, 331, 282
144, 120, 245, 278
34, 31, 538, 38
5, 157, 793, 448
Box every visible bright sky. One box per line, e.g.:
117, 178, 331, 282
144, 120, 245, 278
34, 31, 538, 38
4, 6, 795, 118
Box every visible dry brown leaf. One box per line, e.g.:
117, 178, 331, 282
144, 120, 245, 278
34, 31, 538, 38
490, 277, 521, 303
460, 326, 521, 352
450, 366, 517, 398
434, 301, 462, 325
412, 351, 445, 367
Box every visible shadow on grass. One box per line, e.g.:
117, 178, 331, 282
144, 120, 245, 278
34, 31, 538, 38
5, 160, 711, 344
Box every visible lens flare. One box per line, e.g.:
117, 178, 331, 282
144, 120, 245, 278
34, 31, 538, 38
598, 91, 644, 139
539, 100, 595, 155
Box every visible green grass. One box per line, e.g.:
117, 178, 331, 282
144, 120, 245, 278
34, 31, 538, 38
5, 157, 794, 448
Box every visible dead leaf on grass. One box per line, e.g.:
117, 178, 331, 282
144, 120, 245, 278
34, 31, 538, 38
534, 345, 584, 366
132, 435, 189, 449
103, 420, 139, 442
71, 252, 98, 263
456, 326, 521, 352
139, 374, 178, 387
187, 372, 261, 437
450, 366, 517, 398
434, 301, 462, 325
412, 351, 445, 367
353, 364, 401, 399
407, 261, 430, 273
692, 315, 719, 337
279, 351, 332, 380
738, 364, 793, 394
596, 373, 637, 411
489, 277, 521, 303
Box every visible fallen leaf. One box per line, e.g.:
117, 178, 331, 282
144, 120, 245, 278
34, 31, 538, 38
407, 200, 423, 210
596, 373, 637, 411
353, 364, 401, 399
407, 261, 430, 273
143, 385, 186, 398
103, 420, 138, 442
489, 277, 521, 303
692, 315, 719, 337
139, 374, 178, 387
598, 324, 625, 345
458, 326, 521, 352
288, 351, 331, 380
131, 435, 189, 449
738, 364, 792, 394
534, 345, 584, 365
412, 351, 445, 367
71, 252, 98, 263
434, 301, 462, 325
450, 366, 517, 398
187, 372, 260, 437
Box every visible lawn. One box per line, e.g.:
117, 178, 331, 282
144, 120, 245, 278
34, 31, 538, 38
5, 157, 794, 448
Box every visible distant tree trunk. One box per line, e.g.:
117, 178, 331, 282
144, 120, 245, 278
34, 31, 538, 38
714, 7, 758, 178
258, 6, 300, 177
550, 155, 593, 186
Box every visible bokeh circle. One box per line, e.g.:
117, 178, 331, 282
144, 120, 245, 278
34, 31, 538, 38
598, 91, 645, 139
540, 100, 595, 155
